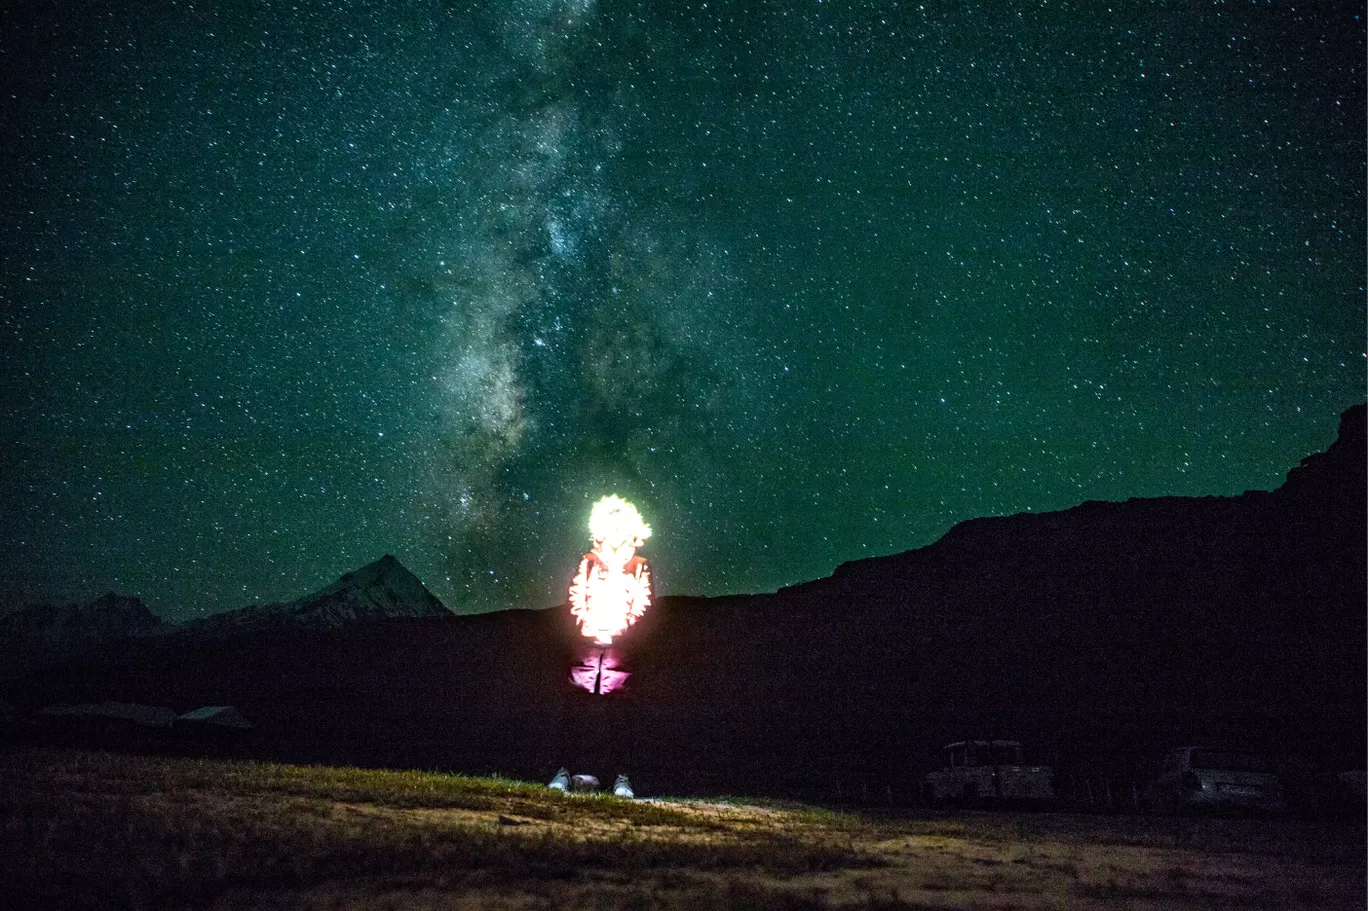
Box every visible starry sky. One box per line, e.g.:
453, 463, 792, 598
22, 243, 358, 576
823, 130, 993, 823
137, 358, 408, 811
1, 1, 1363, 621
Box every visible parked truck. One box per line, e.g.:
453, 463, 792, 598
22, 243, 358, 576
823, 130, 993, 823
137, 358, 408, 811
923, 740, 1055, 806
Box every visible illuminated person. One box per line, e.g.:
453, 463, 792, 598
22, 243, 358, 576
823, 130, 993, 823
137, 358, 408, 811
568, 495, 651, 694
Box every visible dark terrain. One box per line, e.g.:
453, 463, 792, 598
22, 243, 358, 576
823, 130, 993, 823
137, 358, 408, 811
5, 748, 1362, 910
3, 405, 1363, 802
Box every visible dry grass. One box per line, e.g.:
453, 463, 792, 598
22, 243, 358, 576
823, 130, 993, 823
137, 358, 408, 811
0, 747, 1361, 910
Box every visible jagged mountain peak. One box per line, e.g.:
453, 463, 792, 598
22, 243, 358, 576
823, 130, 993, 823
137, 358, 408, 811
309, 553, 413, 600
185, 555, 451, 634
0, 592, 166, 677
295, 553, 450, 623
79, 592, 164, 626
1, 592, 164, 636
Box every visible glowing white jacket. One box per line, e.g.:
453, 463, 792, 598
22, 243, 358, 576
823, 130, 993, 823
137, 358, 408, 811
569, 551, 651, 645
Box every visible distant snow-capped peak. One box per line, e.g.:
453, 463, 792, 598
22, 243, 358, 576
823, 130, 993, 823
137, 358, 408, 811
289, 554, 451, 624
186, 555, 452, 633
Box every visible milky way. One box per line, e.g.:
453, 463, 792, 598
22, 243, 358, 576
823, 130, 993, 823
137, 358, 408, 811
1, 3, 1362, 619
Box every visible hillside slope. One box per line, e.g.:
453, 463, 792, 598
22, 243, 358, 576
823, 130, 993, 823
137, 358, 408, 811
8, 406, 1363, 799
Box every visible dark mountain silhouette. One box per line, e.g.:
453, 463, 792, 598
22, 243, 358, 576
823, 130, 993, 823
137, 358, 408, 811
0, 556, 450, 679
625, 406, 1366, 795
0, 593, 166, 677
5, 406, 1363, 802
181, 554, 452, 634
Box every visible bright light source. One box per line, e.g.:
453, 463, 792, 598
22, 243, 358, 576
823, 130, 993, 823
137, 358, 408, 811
569, 494, 652, 648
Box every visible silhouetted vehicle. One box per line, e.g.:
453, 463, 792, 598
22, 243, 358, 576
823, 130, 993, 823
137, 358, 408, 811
1141, 747, 1287, 815
923, 740, 1055, 806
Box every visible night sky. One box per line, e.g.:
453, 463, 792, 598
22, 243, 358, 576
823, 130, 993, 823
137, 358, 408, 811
2, 2, 1363, 621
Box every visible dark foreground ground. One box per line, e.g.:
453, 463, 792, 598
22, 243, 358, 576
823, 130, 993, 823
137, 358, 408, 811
0, 748, 1362, 910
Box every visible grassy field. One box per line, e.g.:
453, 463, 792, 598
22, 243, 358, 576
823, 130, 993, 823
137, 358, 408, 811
0, 748, 1362, 910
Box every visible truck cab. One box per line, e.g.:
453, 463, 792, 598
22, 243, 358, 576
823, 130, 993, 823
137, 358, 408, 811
923, 740, 1055, 805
